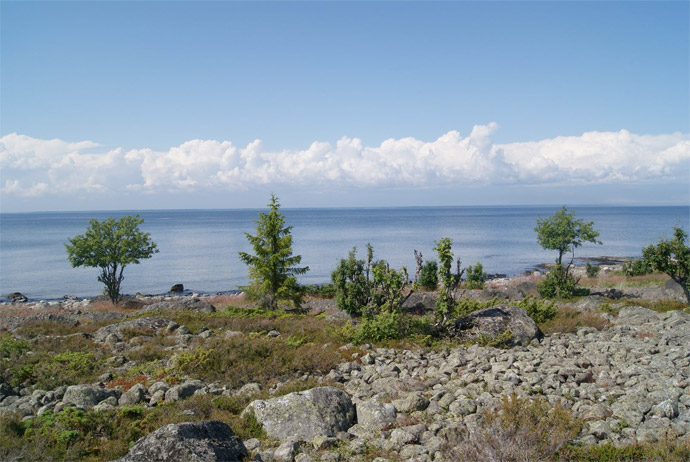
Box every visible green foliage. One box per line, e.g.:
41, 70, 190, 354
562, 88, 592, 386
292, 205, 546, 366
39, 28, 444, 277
535, 206, 601, 267
331, 245, 374, 317
538, 265, 579, 299
621, 258, 652, 276
65, 215, 158, 304
473, 329, 514, 348
454, 296, 501, 318
434, 238, 464, 326
643, 226, 690, 303
0, 334, 29, 358
304, 283, 336, 298
368, 260, 409, 316
465, 261, 487, 289
585, 262, 601, 278
332, 244, 412, 320
239, 195, 309, 310
515, 296, 557, 324
419, 260, 439, 290
353, 310, 406, 343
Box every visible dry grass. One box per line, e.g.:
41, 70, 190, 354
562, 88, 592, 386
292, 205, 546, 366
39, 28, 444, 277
446, 393, 582, 462
540, 306, 612, 334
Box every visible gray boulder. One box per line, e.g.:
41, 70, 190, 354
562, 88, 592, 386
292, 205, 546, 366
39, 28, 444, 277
119, 384, 148, 406
112, 420, 248, 462
243, 386, 355, 440
448, 304, 541, 346
93, 317, 171, 343
355, 399, 396, 429
165, 380, 206, 402
62, 385, 115, 408
140, 298, 216, 314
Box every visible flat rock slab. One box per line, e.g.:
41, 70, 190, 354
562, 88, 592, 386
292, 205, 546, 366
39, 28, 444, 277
112, 420, 248, 462
243, 386, 355, 440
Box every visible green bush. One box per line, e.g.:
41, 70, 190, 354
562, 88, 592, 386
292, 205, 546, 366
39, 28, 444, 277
585, 262, 601, 278
419, 260, 438, 290
465, 261, 487, 289
538, 265, 578, 299
331, 245, 373, 317
515, 297, 557, 324
354, 310, 406, 343
621, 259, 652, 276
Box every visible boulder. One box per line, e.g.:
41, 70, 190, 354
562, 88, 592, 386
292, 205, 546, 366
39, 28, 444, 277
62, 385, 115, 408
165, 380, 206, 402
243, 386, 355, 440
119, 384, 148, 406
93, 317, 171, 343
448, 304, 541, 346
140, 298, 216, 314
402, 293, 436, 315
112, 420, 248, 462
6, 292, 28, 303
170, 284, 185, 293
356, 399, 396, 429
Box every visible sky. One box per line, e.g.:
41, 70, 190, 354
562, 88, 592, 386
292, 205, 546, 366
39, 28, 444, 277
1, 0, 688, 212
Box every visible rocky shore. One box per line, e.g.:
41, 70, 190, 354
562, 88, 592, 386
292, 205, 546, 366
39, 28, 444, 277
1, 272, 689, 461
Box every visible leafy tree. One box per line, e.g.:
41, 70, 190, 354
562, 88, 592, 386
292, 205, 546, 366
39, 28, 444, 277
65, 215, 158, 304
434, 237, 464, 326
239, 195, 309, 309
535, 206, 601, 297
643, 227, 690, 303
535, 206, 601, 268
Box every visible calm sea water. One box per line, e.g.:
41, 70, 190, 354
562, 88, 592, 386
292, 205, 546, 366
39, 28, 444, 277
0, 206, 687, 301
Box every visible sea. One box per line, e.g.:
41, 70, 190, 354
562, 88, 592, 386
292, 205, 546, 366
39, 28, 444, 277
0, 206, 687, 301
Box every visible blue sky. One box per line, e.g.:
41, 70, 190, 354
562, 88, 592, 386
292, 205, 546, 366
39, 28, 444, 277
1, 1, 688, 212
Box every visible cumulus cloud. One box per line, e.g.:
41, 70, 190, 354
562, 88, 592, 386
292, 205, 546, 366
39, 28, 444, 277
1, 125, 688, 198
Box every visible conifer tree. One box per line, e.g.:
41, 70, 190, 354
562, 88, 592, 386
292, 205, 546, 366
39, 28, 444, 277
239, 195, 309, 309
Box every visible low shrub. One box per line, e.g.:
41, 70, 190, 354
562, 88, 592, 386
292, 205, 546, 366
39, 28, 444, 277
447, 393, 582, 462
465, 261, 487, 290
419, 260, 439, 290
585, 262, 601, 278
353, 310, 406, 343
515, 297, 557, 323
621, 258, 652, 277
538, 265, 581, 299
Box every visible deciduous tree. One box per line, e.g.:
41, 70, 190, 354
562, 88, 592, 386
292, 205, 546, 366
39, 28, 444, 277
66, 215, 158, 304
643, 227, 690, 303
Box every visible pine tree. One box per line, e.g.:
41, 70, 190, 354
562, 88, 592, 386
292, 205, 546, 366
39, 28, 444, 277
239, 195, 309, 309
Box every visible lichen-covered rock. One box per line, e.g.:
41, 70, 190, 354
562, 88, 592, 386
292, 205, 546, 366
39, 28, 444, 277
448, 304, 541, 346
62, 385, 116, 408
355, 399, 396, 429
243, 386, 355, 440
165, 380, 206, 402
92, 317, 171, 343
119, 384, 148, 406
140, 298, 216, 314
112, 420, 248, 462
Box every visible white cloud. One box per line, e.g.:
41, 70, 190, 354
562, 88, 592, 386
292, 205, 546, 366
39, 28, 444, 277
1, 126, 688, 198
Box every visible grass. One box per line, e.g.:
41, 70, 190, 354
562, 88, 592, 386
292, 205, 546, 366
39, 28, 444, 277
539, 306, 612, 334
618, 298, 689, 313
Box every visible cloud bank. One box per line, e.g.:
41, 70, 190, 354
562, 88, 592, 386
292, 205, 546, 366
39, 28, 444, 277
1, 124, 688, 198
